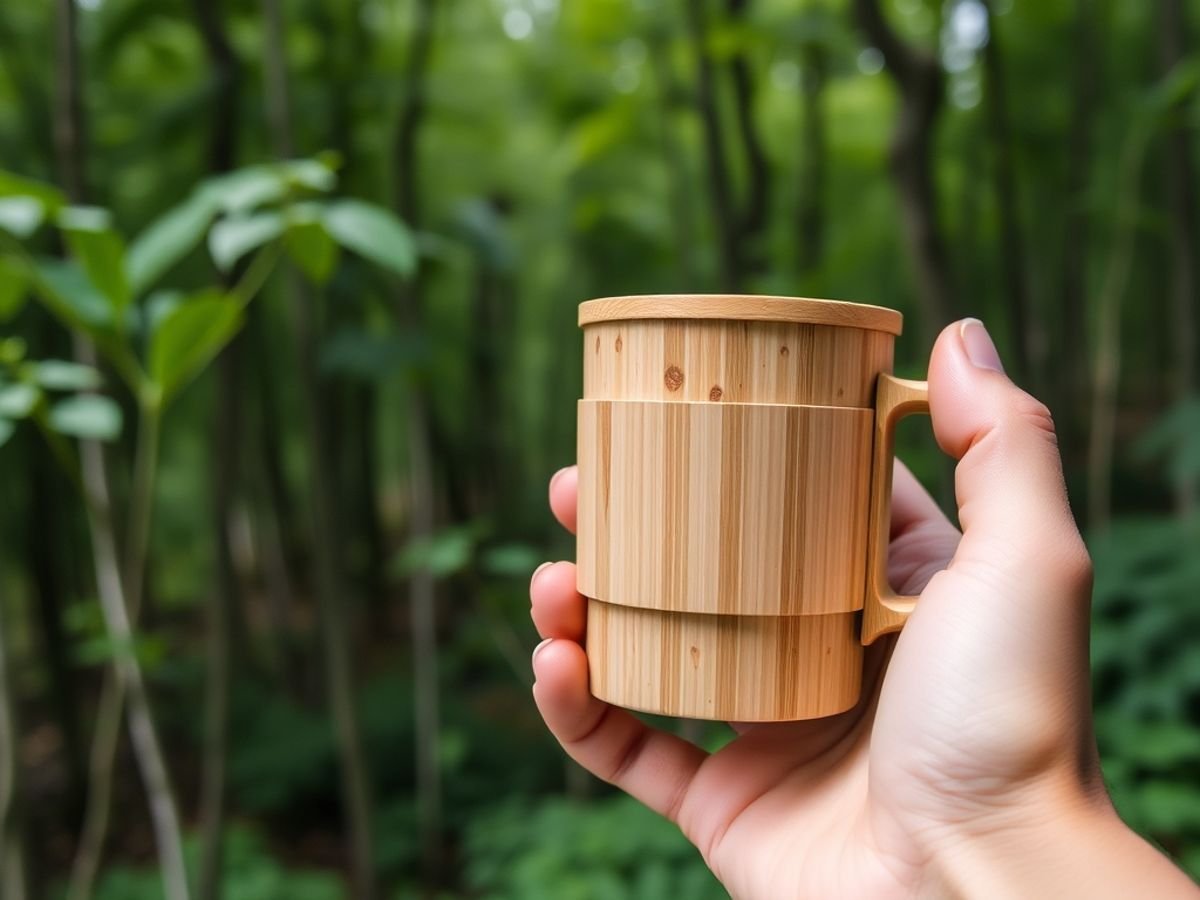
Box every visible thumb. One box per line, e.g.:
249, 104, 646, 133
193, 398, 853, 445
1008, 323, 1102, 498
928, 318, 1093, 605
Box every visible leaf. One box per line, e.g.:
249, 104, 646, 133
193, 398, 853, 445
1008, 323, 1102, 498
281, 158, 337, 193
25, 360, 102, 391
149, 291, 243, 402
0, 197, 45, 238
391, 526, 477, 579
48, 394, 123, 441
0, 256, 29, 321
0, 382, 38, 418
1135, 398, 1200, 487
1144, 58, 1200, 118
0, 417, 13, 448
58, 207, 132, 317
208, 212, 285, 273
566, 103, 634, 168
144, 289, 185, 335
0, 170, 65, 209
30, 257, 112, 333
126, 190, 220, 295
72, 632, 168, 668
479, 543, 543, 578
56, 205, 113, 232
320, 200, 416, 277
285, 220, 339, 285
0, 338, 25, 366
208, 165, 289, 214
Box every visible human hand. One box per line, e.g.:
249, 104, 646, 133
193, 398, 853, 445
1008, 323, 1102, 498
530, 319, 1197, 898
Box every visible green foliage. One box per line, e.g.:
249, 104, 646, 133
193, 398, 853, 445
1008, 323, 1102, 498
1136, 398, 1200, 489
391, 524, 479, 579
89, 825, 345, 900
464, 795, 726, 900
1090, 411, 1200, 876
46, 393, 123, 441
0, 341, 115, 446
0, 256, 28, 321
319, 199, 416, 278
0, 196, 44, 238
227, 686, 336, 816
286, 220, 340, 285
148, 290, 243, 402
0, 158, 413, 412
209, 212, 286, 274
25, 359, 103, 391
58, 205, 133, 316
126, 188, 221, 295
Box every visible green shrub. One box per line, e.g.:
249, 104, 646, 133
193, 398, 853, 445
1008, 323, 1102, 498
463, 794, 726, 900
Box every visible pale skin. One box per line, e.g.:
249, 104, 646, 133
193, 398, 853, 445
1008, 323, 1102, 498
530, 319, 1199, 899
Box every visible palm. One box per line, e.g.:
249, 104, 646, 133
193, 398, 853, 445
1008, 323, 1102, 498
673, 485, 960, 899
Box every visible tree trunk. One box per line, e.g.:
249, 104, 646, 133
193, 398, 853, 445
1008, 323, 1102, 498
326, 1, 386, 599
1058, 0, 1097, 456
980, 0, 1036, 387
74, 386, 190, 900
1086, 122, 1146, 533
647, 24, 700, 285
394, 0, 444, 886
55, 4, 189, 898
0, 558, 28, 900
261, 1, 378, 896
797, 28, 827, 277
725, 0, 770, 281
52, 0, 87, 205
685, 0, 741, 290
29, 415, 86, 807
1157, 0, 1198, 516
192, 3, 243, 895
852, 0, 954, 346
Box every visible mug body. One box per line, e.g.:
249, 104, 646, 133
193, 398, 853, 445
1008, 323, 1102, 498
576, 295, 902, 721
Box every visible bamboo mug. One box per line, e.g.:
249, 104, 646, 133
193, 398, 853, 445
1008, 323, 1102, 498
576, 295, 930, 721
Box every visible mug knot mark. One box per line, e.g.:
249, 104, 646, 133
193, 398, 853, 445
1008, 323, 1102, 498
664, 365, 684, 392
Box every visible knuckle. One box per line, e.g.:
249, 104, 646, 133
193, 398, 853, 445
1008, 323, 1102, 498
1056, 535, 1095, 595
1009, 392, 1059, 447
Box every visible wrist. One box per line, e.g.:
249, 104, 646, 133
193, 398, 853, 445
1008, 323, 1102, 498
927, 780, 1196, 899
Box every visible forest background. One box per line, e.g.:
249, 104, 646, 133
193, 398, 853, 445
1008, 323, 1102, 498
1, 0, 1199, 897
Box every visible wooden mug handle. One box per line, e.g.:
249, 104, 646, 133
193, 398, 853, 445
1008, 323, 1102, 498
862, 374, 931, 644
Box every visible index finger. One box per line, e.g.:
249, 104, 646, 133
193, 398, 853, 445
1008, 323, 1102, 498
549, 465, 577, 535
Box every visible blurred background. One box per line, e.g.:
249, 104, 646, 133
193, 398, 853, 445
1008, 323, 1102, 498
0, 0, 1198, 897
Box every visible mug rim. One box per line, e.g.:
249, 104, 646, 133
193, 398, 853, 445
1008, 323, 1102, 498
578, 294, 903, 336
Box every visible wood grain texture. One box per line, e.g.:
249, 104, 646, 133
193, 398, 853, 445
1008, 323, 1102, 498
583, 318, 895, 408
862, 375, 930, 644
577, 399, 874, 615
586, 599, 862, 721
578, 294, 903, 336
576, 297, 917, 721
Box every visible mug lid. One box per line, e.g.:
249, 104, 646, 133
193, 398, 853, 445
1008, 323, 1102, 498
578, 294, 903, 335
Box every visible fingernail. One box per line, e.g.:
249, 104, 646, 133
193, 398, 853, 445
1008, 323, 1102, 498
531, 638, 553, 667
530, 560, 554, 590
959, 318, 1004, 373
